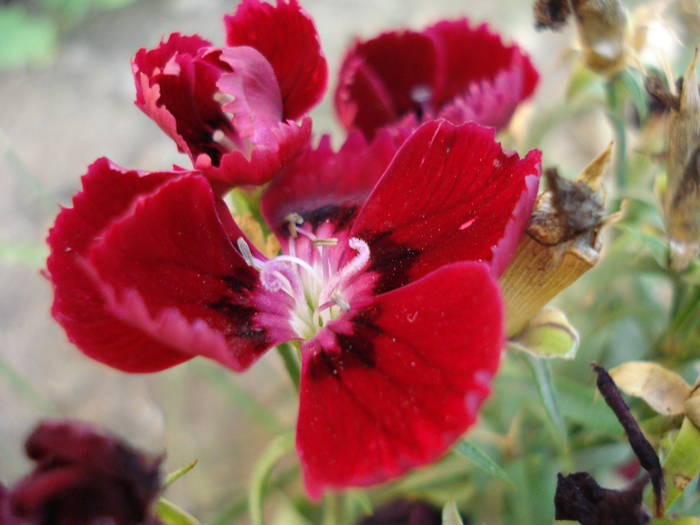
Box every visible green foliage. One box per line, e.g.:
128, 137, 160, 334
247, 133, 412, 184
0, 0, 137, 70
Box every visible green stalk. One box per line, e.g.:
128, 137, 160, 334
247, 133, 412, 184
276, 342, 301, 392
605, 76, 628, 190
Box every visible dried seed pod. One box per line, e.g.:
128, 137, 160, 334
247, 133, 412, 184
572, 0, 629, 75
534, 0, 572, 30
500, 144, 615, 336
664, 49, 700, 271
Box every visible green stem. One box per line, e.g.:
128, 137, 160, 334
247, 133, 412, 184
321, 492, 341, 525
276, 342, 300, 391
605, 77, 628, 190
248, 434, 295, 525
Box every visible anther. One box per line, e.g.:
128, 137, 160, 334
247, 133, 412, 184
212, 130, 236, 151
213, 92, 235, 105
312, 238, 338, 246
284, 212, 304, 238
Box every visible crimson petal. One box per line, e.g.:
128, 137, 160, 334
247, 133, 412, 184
46, 158, 193, 372
297, 262, 503, 497
85, 176, 295, 372
352, 120, 541, 294
335, 31, 437, 138
224, 0, 327, 120
261, 128, 407, 239
426, 20, 538, 110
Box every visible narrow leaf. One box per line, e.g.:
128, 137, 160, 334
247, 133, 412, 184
156, 498, 201, 525
441, 501, 464, 525
525, 354, 568, 446
453, 439, 513, 486
249, 433, 295, 525
659, 417, 700, 511
163, 459, 198, 489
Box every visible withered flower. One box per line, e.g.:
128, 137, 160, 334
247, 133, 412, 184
534, 0, 628, 74
2, 420, 162, 525
555, 365, 664, 524
663, 50, 700, 271
500, 144, 617, 336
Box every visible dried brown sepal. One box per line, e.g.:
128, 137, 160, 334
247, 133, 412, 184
645, 74, 680, 114
665, 49, 700, 271
534, 0, 572, 30
555, 472, 650, 525
501, 145, 613, 336
592, 364, 665, 518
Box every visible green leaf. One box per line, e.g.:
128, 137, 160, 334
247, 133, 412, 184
249, 434, 295, 525
163, 459, 198, 489
453, 439, 514, 486
555, 377, 622, 437
441, 501, 464, 525
155, 498, 201, 525
659, 417, 700, 511
0, 7, 57, 69
524, 355, 568, 446
618, 68, 649, 123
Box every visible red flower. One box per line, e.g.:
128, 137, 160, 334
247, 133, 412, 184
335, 19, 538, 139
132, 0, 326, 191
47, 120, 540, 496
1, 420, 162, 525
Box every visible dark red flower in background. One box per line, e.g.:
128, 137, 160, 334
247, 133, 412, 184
132, 0, 326, 191
356, 500, 445, 525
46, 120, 540, 496
0, 420, 161, 525
335, 19, 538, 139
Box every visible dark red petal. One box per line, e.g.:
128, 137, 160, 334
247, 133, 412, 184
224, 0, 327, 120
132, 33, 222, 159
297, 262, 503, 497
193, 46, 311, 189
196, 116, 312, 189
351, 120, 541, 294
335, 31, 437, 138
261, 127, 408, 239
86, 176, 295, 372
426, 20, 538, 109
46, 158, 193, 372
428, 21, 538, 130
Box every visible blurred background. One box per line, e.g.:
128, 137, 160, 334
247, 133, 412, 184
1, 0, 699, 523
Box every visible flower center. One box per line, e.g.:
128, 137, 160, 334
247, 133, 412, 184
236, 217, 370, 340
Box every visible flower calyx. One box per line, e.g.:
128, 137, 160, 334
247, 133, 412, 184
500, 142, 620, 336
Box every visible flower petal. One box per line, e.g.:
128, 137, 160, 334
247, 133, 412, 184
261, 128, 407, 239
86, 176, 295, 372
46, 158, 193, 372
351, 120, 541, 294
297, 262, 503, 497
224, 0, 327, 120
426, 20, 538, 120
132, 33, 224, 161
335, 31, 437, 138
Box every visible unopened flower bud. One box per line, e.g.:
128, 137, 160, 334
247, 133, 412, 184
500, 143, 617, 336
664, 49, 700, 271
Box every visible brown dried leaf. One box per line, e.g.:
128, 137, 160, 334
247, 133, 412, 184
610, 361, 691, 416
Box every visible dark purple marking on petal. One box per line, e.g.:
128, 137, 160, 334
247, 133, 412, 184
307, 304, 381, 381
206, 266, 271, 353
299, 205, 359, 233
360, 231, 421, 294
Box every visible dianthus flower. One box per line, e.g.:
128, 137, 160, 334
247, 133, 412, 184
132, 0, 327, 191
0, 420, 162, 525
47, 120, 540, 495
335, 19, 538, 139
